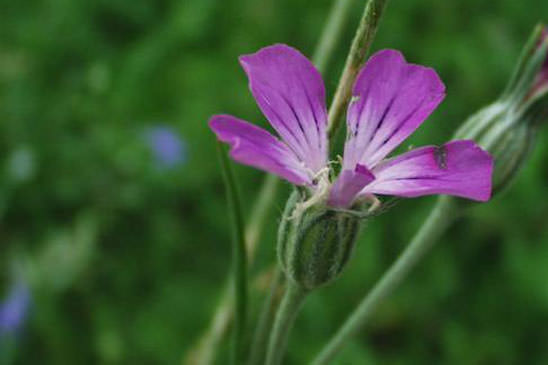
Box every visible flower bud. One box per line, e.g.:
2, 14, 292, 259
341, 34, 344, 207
277, 191, 362, 290
455, 24, 548, 196
503, 25, 548, 107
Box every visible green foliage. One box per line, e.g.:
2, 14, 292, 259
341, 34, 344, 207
1, 0, 547, 363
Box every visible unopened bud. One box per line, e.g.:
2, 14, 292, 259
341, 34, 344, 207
277, 191, 362, 290
455, 24, 548, 196
503, 24, 548, 108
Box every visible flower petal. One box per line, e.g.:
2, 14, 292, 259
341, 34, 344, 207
328, 164, 375, 208
361, 140, 493, 201
239, 44, 328, 174
343, 49, 446, 170
210, 115, 310, 185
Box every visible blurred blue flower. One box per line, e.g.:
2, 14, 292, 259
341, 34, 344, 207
144, 126, 187, 169
0, 279, 31, 337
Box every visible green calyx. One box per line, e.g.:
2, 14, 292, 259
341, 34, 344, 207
277, 191, 363, 291
453, 25, 548, 199
501, 23, 548, 115
503, 24, 548, 103
455, 100, 536, 198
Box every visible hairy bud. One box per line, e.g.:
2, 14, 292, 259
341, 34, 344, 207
277, 191, 362, 290
455, 24, 548, 196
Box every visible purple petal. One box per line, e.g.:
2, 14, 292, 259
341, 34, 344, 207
343, 49, 446, 170
209, 115, 310, 185
328, 164, 375, 208
239, 44, 328, 173
361, 140, 493, 201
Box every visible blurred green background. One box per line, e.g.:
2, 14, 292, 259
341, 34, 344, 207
1, 0, 548, 364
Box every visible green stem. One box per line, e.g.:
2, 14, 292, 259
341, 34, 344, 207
217, 142, 248, 365
327, 0, 389, 140
265, 283, 308, 365
247, 268, 285, 365
312, 197, 461, 365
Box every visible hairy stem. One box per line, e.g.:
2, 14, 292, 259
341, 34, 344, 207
265, 283, 308, 365
312, 197, 460, 364
327, 0, 389, 139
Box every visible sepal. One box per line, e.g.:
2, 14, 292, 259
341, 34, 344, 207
277, 191, 363, 290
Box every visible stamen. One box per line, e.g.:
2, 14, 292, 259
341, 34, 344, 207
363, 194, 382, 213
289, 169, 331, 219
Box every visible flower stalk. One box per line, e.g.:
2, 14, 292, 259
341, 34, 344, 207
313, 24, 548, 364
327, 0, 390, 139
265, 283, 309, 365
312, 196, 460, 365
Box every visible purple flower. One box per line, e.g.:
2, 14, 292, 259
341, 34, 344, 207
210, 45, 493, 208
0, 279, 31, 337
145, 126, 187, 169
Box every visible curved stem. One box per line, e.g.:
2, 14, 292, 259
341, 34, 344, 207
312, 197, 461, 365
265, 283, 308, 365
327, 0, 389, 140
217, 142, 248, 365
247, 268, 285, 365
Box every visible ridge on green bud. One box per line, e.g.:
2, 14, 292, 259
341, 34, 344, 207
454, 101, 536, 196
277, 190, 365, 291
503, 24, 548, 109
455, 24, 548, 197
